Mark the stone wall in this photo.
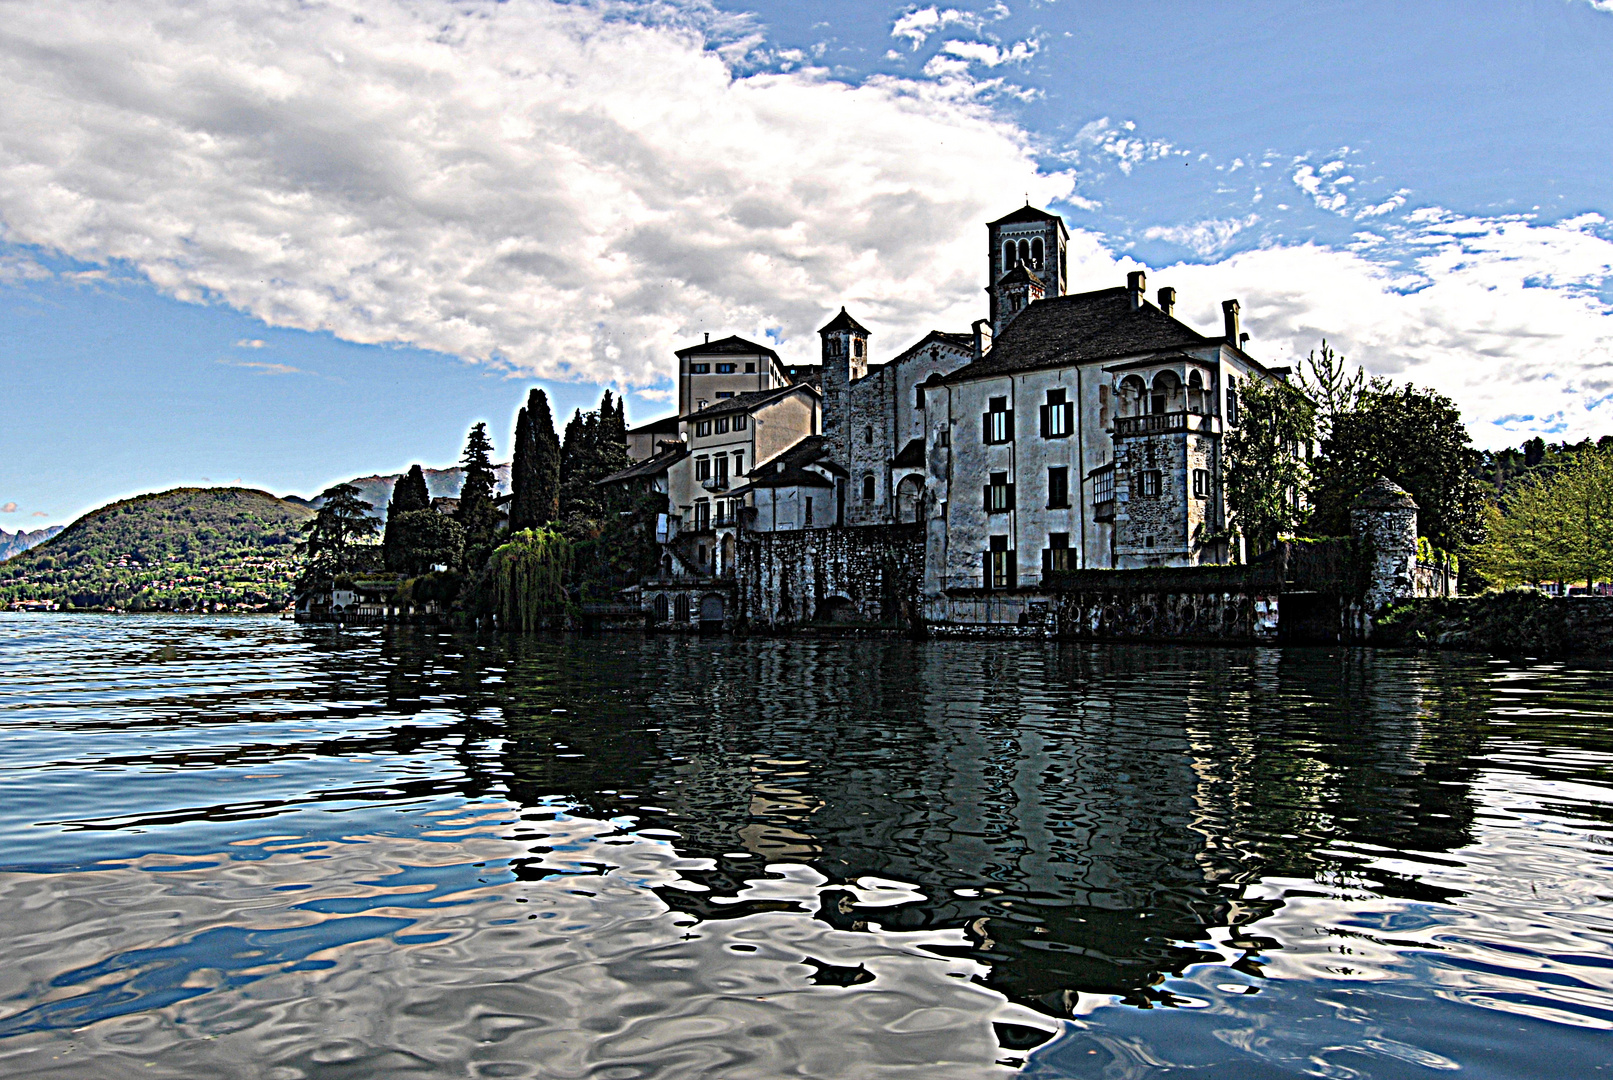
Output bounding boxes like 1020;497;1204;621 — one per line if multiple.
1045;564;1285;642
1374;592;1613;657
734;523;924;631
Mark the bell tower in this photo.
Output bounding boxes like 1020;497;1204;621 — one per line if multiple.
819;306;870;478
986;204;1067;331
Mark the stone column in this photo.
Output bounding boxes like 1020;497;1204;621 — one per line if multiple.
1350;476;1419;614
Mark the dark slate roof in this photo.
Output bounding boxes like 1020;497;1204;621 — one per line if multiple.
688;383;816;420
674;334;781;361
730;465;836;495
626;414;678;435
987;204;1069;235
943;287;1213;382
994;262;1043;289
598;443;688;485
892;438;925;469
1352;476;1418;510
749;434;847;478
818;307;870;336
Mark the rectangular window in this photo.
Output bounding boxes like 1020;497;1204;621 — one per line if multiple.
714;455;729;483
983;396;1013;444
1226;377;1240;425
691;363;710;374
715;417;730;434
1093;466;1115;503
986;535;1014;590
694;500;710;531
733;451;744;475
1047;466;1070;509
805;497;813;526
1139;470;1162;498
984;471;1014;513
1044;532;1071;573
1193;468;1210;499
915;386;926;410
733;414;747;430
716;363;735;374
696;420;711;437
695;456;710;481
1039;388;1072;438
938;428;950;448
715;391;734;399
745;363;756;373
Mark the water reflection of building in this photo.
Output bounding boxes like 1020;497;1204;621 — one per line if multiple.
351;632;1492;1017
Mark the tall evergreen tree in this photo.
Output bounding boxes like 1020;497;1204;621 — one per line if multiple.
510;388;560;531
559;390;634;521
301;482;378;580
456;422;502;573
383;465;433;572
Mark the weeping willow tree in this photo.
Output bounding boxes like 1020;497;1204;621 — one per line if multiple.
488;527;572;632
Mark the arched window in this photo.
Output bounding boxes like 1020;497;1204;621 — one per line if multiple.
864;425;873;445
1003;240;1016;268
1031;237;1044;269
863;475;876;502
653;593;668;622
674;594;690;623
1018;238;1031;265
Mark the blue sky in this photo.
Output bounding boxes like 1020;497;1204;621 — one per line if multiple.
2;0;1611;527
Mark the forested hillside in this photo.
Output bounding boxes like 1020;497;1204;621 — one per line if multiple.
0;488;314;611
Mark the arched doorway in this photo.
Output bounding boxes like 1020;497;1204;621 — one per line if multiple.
896;475;924;523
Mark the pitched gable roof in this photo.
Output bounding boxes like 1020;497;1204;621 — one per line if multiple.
688;383;817;420
598;442;687;485
674;334;781;361
818;307;869;336
987;204;1069;236
944;287;1212;382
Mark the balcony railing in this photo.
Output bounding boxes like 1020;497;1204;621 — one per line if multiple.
1114;410;1216;439
702;476;729;492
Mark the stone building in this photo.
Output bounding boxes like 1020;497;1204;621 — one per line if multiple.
605;202;1298;632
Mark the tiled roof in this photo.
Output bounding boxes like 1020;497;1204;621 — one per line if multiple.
750;434;847;478
944;287;1213;382
886;330;973;367
598;443;688;485
995;262;1042;288
674;334;781;361
688;383;815;420
818;307;870;336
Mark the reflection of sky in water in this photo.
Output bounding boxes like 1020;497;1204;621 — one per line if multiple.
1;615;1612;1078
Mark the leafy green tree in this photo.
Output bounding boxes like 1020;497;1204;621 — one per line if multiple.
1477;446;1613;589
455;422;502;574
510;388;560;532
1224;377;1316;557
386;509;465;576
301;482;378;578
1309;384;1487;551
488;527;572;632
1296;339;1382;441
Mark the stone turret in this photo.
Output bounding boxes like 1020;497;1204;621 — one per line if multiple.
1351;476;1418;613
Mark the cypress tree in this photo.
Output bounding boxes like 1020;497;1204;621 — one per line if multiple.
511;388;560;530
382;464;433;572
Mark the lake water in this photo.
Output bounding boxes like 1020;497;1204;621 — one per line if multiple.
1;615;1611;1079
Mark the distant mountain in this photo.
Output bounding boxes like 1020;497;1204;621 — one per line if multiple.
0;487;315;612
290;463;512;520
0;526;63;561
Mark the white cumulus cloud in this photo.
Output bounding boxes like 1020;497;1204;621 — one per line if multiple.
891;7;983;50
0;0;1070;389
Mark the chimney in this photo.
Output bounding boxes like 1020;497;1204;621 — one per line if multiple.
705;332;710;343
1127;270;1147;310
1222;299;1241;345
1157;286;1176;317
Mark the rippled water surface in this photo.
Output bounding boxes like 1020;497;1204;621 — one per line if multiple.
2;615;1612;1078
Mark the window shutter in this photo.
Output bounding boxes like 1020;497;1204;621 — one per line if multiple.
1039;404;1049;438
983;485;992;511
982;550;992;588
1006;483;1016;509
982;413;991;444
1005;409;1014;441
1062;402;1074;436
